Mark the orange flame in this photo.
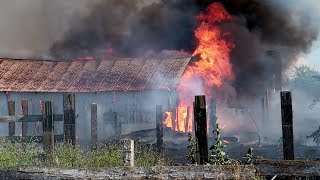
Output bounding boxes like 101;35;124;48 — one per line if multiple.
163;3;234;133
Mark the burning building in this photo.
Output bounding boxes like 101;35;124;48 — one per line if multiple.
0;57;190;143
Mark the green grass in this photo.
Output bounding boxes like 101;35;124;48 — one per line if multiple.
0;139;170;169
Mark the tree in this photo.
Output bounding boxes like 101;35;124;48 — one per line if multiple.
307;126;320;146
289;65;320;98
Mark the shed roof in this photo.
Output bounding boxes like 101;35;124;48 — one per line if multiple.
0;57;191;93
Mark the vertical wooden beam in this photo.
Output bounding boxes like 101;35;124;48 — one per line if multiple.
122;139;134;167
280;91;294;160
194;95;208;165
8;101;15;137
261;97;265;124
43;101;54;161
185;106;190;132
21;100;28;137
63;93;76;145
265;90;269;122
156;105;163;153
171;108;176;131
91;103;98;150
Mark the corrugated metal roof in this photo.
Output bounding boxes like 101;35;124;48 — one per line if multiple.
0;57;191;92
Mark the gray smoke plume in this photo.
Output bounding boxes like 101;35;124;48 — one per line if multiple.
0;0;97;59
0;0;319;100
50;0;202;58
214;0;320;98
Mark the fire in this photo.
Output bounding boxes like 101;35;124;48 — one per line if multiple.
163;3;234;132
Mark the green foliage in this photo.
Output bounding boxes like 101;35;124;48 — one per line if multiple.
53;142;87;168
209;124;231;165
307;126;320;146
0;139;170;169
135;144;169;167
186;132;196;164
243;148;254;165
0;139;41;169
86;144;123;168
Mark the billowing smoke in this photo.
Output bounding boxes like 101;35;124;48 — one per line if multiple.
50;0;203;58
215;0;320;98
0;0;96;59
50;0;320;99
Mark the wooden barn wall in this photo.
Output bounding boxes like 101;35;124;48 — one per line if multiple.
0;90;177;144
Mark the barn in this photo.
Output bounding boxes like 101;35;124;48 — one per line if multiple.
0;57;191;144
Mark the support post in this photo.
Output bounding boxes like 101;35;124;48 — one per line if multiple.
265;90;269;122
156;105;163;153
171;108;176;131
21;100;28;137
194;95;208;165
122;139;134;167
91;103;98;150
43;101;54;161
8;101;15;137
63;93;76;145
280;91;294;160
261;97;265;123
185;106;190;132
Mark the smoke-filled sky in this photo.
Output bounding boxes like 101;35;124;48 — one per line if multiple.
0;0;320;97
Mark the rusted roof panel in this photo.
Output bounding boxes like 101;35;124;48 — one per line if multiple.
0;57;191;93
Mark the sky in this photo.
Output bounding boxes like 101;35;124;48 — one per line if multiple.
0;0;319;72
302;40;320;71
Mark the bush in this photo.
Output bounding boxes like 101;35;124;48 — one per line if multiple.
135;144;170;167
0;140;170;169
0;139;41;169
86;144;123;168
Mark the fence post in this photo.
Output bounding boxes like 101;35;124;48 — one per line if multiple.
156;105;163;153
63;93;76;145
185;106;190;132
43;101;54;161
21;100;28;137
171;107;176;131
8;101;15;137
122;139;134;167
280;91;294;160
91;103;98;150
194;95;208;165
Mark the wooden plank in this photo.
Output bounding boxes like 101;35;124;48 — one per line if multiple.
156;105;163;153
280;91;294;160
171;107;176;131
194;95;208;165
43;101;54;161
256;160;320;177
122;139;134;167
21;100;28;137
0;115;63;123
8;101;15;137
63;93;76;145
184;106;190;132
91;103;98;150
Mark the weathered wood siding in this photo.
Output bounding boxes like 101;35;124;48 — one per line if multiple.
0;90;178;144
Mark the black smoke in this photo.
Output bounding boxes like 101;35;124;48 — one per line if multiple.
50;0;319;99
215;0;319;98
50;0;209;58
